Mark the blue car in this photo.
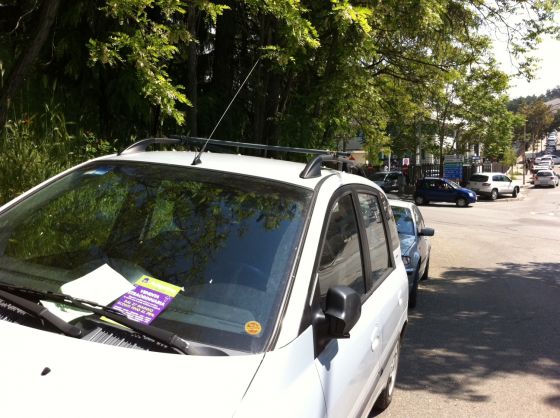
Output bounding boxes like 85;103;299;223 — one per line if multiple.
414;177;477;207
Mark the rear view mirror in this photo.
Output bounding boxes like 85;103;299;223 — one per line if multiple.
324;286;361;338
419;227;434;236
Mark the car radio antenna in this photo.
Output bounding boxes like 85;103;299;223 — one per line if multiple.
191;58;260;165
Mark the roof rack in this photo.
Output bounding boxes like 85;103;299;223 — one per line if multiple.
119;136;361;179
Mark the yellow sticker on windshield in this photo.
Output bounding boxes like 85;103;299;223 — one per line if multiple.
245;321;262;336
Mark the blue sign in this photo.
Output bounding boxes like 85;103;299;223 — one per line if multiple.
444;162;462;180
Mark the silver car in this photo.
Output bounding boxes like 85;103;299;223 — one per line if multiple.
534;170;559;187
389;199;434;308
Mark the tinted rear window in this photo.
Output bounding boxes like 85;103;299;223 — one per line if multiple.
537;171;553;177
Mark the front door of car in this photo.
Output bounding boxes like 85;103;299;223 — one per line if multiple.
492;174;505;194
313;190;396;417
501;175;513;193
428;180;455;202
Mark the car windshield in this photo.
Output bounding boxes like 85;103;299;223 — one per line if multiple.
447;180;461;189
391;206;415;236
0;162;312;353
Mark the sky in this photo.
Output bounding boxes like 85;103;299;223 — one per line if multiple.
493;14;560;99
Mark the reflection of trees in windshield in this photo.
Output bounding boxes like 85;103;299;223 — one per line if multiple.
4;170;129;267
1;163;309;292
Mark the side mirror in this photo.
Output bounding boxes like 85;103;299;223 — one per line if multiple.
324;286;361;338
419;227;435;237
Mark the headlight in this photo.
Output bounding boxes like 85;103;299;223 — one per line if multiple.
402;256;411;266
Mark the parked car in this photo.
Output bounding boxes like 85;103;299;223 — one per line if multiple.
532;161;554;174
535;154;560;165
539;157;555;167
0;137;408;417
389;199;434;309
414;177;477;207
368;171;405;192
467;172;520;200
534;169;559;187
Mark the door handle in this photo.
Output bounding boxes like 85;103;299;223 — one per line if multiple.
371;327;380;351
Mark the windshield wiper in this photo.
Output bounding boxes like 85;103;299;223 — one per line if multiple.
0;288;83;337
0;282;226;356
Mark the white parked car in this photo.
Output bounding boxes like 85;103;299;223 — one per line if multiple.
467;172;520;200
0;137;408;418
534;169;559;187
535;154;560;165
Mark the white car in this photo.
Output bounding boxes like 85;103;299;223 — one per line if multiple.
534;170;559;187
538;157;555;167
467;172;520;200
0;137;408;418
535;154;560;165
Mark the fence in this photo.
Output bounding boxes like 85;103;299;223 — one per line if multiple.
397;162;510;186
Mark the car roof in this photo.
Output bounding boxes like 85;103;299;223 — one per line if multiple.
95;149;375;191
388;198;415;210
471;172;505;176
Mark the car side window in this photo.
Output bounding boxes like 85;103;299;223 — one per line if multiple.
413;206;425;230
377;192;399;251
426;180;437;189
317;194;365;305
436;180;447;190
357;193;392;286
493;175;501;181
503;175;511;182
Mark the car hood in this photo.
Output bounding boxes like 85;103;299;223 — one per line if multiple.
0;320;263;418
398;234;416;255
460;187;475;194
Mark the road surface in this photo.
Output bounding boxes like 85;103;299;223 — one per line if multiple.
376;184;560;417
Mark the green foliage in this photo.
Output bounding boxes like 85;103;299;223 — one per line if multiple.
1;0;559;186
0;105;118;204
502;145;518;169
89;0;192;125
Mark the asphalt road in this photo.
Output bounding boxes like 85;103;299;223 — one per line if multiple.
375;183;560;417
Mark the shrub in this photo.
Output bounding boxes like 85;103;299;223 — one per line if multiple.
0;105;117;205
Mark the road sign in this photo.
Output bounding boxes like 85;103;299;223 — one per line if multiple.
443;162;462;180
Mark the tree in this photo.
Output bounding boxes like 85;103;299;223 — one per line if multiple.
0;0;62;126
519;99;554;153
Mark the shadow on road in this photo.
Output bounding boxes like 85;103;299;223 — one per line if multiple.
395;261;560;406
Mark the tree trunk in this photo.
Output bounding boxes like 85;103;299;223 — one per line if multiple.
0;0;61;126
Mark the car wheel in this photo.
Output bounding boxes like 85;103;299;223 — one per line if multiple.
490;188;498;200
421;258;429;281
374;339;401;412
456;197;468;207
408;269;419;309
512;187;518;198
414;195;425;205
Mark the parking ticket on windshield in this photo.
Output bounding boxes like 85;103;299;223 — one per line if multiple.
111;276;183;325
